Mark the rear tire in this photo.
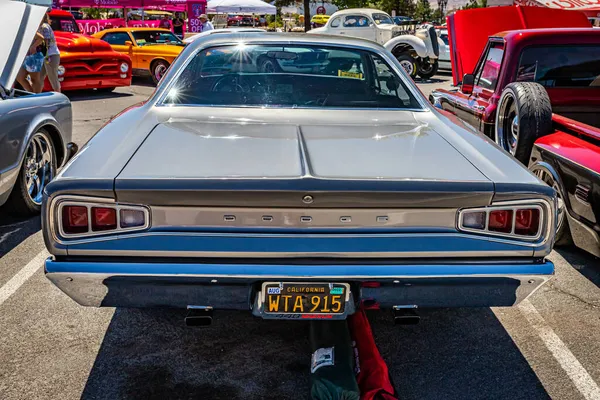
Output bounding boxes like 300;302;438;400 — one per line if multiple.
395;53;418;79
418;60;439;80
531;165;572;246
495;82;552;165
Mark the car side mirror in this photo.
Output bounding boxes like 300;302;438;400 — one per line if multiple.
124;40;133;47
462;73;475;95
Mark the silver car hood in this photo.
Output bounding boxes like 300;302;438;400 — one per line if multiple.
0;1;48;91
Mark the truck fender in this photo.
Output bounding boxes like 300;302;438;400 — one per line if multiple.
384;35;428;58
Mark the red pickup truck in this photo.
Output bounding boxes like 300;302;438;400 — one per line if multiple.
46;10;132;92
430;6;600;257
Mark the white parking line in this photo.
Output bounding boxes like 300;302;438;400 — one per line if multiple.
519;299;600;400
0;250;48;307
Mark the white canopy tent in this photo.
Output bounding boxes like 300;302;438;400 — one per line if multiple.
207;0;276;14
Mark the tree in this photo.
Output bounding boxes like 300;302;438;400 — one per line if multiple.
81;7;102;19
304;0;311;31
462;0;487;9
431;7;443;23
414;0;431;21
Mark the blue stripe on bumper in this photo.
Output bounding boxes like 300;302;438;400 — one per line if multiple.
45;259;554;277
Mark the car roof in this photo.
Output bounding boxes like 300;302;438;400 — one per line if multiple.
492;27;599;44
100;27;174;33
332;8;389;16
185;31;385;51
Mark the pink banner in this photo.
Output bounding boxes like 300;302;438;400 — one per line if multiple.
128;19;162;28
76;18;126;34
186;0;206;33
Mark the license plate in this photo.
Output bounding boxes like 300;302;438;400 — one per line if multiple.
262;282;349;316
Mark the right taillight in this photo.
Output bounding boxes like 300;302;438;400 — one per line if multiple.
459;203;544;240
58;200;149;238
515;208;540;236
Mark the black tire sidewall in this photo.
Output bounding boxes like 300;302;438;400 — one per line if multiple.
495;82;552;165
418;60;438;79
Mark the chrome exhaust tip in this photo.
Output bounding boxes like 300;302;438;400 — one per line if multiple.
393;305;420;325
185;306;213;327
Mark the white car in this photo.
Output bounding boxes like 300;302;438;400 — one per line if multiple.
308;8;440;79
184;27;265;44
437;28;451;70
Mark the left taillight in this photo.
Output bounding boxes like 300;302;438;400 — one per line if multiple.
58;200;149;238
458;203;546;241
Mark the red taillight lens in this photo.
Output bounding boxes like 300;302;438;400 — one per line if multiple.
488;210;513;233
515;208;540;236
91;207;117;231
62;206;88;234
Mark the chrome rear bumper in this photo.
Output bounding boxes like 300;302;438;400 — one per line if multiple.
45;258;553;310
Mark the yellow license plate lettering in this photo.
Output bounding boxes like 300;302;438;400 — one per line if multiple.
293;295;304;312
268;295;280;312
310;295;321;312
322;296;330;312
331;295;342;312
282;295;292;312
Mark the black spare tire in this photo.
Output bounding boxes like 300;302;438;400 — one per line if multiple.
495;82;552;165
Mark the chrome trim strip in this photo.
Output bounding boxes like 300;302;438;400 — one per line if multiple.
66;248;533;258
150;206;458;229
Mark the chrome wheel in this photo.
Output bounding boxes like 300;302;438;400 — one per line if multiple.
24;132;54;205
535;168;566;234
399;60;415;76
497;93;519;155
153;62;168;82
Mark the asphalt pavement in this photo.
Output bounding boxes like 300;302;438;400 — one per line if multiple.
1;75;599;400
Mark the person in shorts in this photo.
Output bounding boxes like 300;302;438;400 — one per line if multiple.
38;13;61;92
16;30;45;93
172;13;184;38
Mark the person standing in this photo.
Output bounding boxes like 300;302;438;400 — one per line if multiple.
199;14;214;32
172;13;184;38
38;13;61;93
16;30;45;93
159;14;171;30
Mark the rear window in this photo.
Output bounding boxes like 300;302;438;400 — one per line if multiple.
517;45;600;88
162;44;421;109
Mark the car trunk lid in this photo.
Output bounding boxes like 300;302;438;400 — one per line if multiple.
114;119;494;207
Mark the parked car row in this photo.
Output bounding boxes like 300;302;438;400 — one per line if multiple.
308;8;441;79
